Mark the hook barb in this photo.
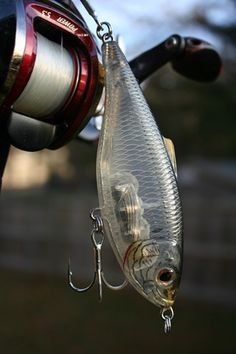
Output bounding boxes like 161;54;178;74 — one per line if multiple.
68;257;96;293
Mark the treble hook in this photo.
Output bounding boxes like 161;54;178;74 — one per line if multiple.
68;209;128;302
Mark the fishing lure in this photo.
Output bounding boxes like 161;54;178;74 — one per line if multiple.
97;39;183;313
69;0;183;333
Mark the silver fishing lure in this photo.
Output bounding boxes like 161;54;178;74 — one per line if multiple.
96;40;183;313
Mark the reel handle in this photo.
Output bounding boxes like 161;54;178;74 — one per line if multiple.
129;34;222;83
130;34;185;83
171;37;222;82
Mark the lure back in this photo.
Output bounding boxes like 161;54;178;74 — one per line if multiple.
96;41;183;309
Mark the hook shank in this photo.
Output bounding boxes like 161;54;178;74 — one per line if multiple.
68;208;128;301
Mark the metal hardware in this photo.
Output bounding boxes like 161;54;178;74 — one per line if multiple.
68;209;128;302
96;21;113;43
160;307;174;334
80;0;113;43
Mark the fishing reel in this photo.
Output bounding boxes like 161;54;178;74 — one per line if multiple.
0;0;103;151
0;1;222;173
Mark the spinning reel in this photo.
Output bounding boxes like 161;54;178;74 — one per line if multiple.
0;0;222;186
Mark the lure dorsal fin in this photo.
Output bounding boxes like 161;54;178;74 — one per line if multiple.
163;137;177;178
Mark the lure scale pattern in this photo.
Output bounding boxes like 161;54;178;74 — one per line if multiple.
96;41;183;308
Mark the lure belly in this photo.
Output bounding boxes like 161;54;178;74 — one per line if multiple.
96;41;183;309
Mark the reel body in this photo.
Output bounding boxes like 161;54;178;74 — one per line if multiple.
0;0;102;151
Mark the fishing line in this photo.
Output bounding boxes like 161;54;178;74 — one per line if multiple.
13;32;77;118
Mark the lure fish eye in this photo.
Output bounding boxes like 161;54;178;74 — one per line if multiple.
156;268;175;285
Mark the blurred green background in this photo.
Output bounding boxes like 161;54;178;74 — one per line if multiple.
1;0;236;353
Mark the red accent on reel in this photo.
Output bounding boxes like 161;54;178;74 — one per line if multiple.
0;0;100;149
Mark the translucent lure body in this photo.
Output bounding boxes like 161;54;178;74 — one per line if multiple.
96;41;183;309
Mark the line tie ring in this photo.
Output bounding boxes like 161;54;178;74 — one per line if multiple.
160;307;174;334
96;21;113;43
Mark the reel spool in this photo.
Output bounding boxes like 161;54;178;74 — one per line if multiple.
0;0;102;151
